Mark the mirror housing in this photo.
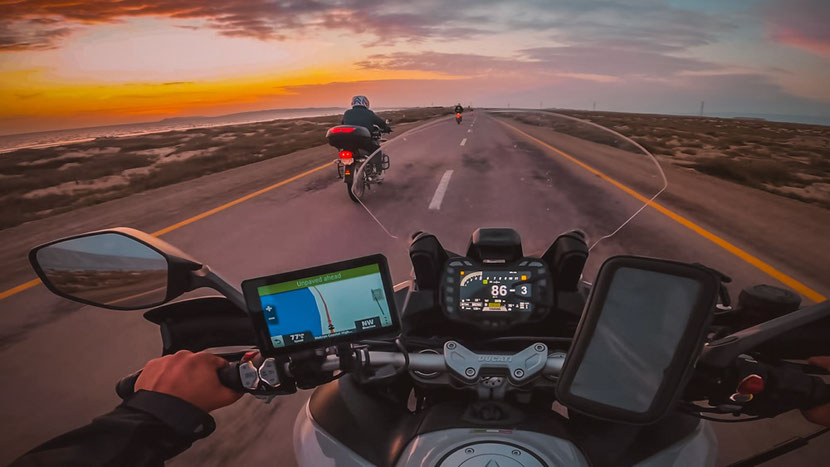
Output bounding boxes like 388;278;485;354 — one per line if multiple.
143;296;257;355
30;228;206;310
557;256;718;424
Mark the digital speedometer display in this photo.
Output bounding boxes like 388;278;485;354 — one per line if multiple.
458;270;534;312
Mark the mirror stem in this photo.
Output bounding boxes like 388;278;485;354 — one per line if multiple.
191;267;247;312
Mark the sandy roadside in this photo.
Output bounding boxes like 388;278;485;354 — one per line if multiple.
497;117;830;301
0;118;433;296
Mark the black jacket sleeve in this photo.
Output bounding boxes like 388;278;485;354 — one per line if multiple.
371;112;391;132
10;391;216;467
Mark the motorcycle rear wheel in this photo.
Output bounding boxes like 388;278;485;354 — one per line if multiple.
347;171;366;202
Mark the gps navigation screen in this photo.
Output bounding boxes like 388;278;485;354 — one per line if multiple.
254;263;395;350
459;270;534;312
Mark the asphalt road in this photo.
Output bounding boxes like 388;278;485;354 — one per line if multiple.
0;112;828;466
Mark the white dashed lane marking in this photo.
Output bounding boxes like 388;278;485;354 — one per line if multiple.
428;170;454;210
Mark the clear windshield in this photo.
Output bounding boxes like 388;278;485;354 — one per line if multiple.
352;110;667;282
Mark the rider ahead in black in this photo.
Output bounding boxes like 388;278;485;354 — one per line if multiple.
342;95;390;135
341;95;390;177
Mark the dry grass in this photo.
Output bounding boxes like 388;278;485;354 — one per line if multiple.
0;107;450;230
508;109;830;208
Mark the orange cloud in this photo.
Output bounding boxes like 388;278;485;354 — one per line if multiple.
765;0;830;58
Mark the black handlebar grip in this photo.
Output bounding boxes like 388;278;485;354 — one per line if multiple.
116;370;142;400
218;362;244;392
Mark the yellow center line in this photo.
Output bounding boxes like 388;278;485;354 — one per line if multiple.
0;278;42;301
497;118;826;303
151;162;330;236
0;161;332;301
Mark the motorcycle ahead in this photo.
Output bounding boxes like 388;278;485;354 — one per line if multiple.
328;123;391;202
456;113;463;124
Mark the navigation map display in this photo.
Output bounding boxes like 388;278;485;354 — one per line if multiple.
459;270;534;312
242;255;398;354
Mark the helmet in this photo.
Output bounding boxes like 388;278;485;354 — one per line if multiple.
351;95;370;108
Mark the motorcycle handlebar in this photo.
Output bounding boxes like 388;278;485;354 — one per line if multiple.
318;351;565;375
114;349;828;420
116;349;564;399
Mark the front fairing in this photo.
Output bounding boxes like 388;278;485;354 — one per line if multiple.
295;380;717;467
353;111;666;339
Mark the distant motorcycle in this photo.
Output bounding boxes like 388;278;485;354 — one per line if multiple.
456;113;463;125
327;123;390;202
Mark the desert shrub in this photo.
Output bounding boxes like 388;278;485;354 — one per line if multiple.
693;158;799;186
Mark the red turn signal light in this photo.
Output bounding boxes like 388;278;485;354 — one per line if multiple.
339;150;354;159
331;127;356;133
737;374;765;395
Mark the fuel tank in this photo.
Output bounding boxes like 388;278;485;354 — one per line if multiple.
293;376;717;466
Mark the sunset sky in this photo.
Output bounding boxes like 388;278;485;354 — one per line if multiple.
1;0;829;135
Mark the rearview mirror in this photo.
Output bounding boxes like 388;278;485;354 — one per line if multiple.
557;256;718;424
29;227;220;310
31;232;171;310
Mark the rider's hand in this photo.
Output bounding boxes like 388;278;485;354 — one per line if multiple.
135;350;242;413
801;356;830;427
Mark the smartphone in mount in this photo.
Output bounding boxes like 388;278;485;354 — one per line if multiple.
557;256;719;424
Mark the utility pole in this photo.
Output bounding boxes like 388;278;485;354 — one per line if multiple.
507;102;510;108
699;101;705;116
593;101;596;111
540;101;543;109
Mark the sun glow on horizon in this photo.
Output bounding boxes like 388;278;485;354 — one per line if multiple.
1;0;828;134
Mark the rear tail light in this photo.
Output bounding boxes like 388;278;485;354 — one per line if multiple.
339;150;354;165
456;113;461;117
331;127;356;133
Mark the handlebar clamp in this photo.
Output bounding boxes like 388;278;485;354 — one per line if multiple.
443;341;549;385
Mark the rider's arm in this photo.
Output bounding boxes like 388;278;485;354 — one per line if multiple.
11;351;241;467
372;112;391;132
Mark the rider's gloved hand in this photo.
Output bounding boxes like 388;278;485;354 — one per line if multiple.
136;350;242;412
802;356;830;427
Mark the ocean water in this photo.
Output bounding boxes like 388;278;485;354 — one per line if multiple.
0;107;345;154
703;112;830;127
